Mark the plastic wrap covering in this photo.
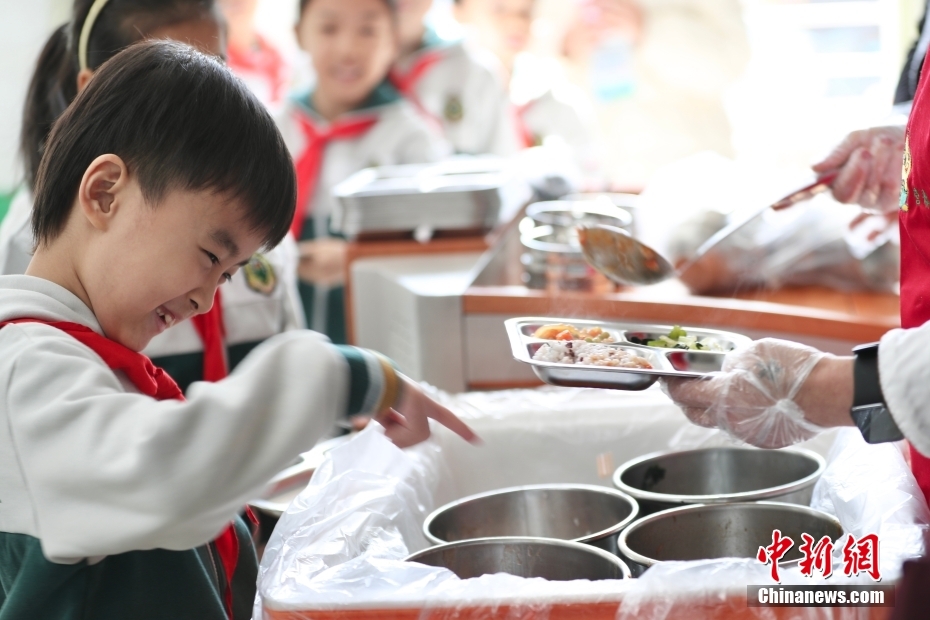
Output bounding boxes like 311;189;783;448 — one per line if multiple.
256;387;928;619
636;152;899;296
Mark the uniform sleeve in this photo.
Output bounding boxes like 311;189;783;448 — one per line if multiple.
397;112;452;164
879;324;930;457
277;234;306;330
3;325;396;562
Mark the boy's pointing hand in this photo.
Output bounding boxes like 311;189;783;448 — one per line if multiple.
374;375;480;449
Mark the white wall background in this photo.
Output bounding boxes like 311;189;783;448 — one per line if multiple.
0;0;68;192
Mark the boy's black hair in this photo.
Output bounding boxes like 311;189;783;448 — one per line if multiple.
21;0;217;189
299;0;396;17
33;40;296;251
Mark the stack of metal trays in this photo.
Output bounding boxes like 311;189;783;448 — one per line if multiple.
332;158;521;239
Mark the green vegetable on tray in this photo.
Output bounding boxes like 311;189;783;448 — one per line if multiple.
643;326;725;351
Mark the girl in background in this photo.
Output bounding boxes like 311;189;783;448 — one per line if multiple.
278;0;448;342
454;0;603;183
392;0;518;156
219;0;292;112
3;0;303;392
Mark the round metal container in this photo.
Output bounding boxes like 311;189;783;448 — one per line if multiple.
613;447;825;515
423;484;639;556
406;537;631;580
618;501;843;576
525;200;633;240
563;193;640;236
520;225;597;291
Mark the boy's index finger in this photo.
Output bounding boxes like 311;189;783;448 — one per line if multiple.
428;403;480;445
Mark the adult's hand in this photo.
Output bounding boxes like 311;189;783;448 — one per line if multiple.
663;339;854;448
812;126;905;215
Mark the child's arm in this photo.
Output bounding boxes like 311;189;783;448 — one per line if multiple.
1;325;436;562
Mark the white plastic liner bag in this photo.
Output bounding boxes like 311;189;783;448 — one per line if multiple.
256;387;929;619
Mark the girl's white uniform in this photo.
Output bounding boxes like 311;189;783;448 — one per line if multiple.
0;188;304;386
392;31;518;157
0;274;392;562
275;87;449;336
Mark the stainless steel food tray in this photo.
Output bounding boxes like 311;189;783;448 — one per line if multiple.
331;159;516;239
505;317;753;390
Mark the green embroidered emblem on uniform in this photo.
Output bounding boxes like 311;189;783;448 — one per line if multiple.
243;253;277;295
444;95;464;123
901;133;911;211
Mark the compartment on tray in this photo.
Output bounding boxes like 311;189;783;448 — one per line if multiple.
622;327;739;353
521;321;620;343
664;349;727;373
527;341;669;371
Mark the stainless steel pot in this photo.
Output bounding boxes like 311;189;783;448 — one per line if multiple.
617;501;843;576
406;537;631;580
613;447;825;515
520;225;598;291
525;200;633;240
423;484;638;555
563;193;640;236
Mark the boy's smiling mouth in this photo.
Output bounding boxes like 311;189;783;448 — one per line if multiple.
155;306;179;332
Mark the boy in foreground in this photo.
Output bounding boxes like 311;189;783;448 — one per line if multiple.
0;40;475;620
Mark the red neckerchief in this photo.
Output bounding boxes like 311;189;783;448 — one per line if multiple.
226;34;288;106
898;47;930;506
1;319;240;619
291;111;377;239
191;289;227;382
513;100;536;149
389;48;446;122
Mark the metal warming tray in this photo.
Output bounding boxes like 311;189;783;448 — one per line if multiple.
504;317;752;390
331;159;518;239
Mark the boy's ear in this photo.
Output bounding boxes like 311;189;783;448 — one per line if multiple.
78;154;129;232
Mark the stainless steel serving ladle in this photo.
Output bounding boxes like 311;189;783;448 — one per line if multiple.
578;173;837;287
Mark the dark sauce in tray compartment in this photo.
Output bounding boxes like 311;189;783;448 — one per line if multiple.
666;350;726;373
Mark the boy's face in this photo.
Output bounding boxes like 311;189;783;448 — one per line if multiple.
297;0;397;109
74;160;264;352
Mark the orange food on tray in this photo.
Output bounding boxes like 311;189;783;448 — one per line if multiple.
532;323;614;343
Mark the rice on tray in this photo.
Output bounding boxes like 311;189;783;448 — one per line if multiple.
532;340;653;369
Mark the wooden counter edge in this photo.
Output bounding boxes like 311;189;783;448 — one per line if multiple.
463;286;898;342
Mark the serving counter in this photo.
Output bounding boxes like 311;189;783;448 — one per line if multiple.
349;222;899;393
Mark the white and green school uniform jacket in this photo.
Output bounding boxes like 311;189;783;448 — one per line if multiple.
0;188;305;391
393;29;519;157
510;54;604;183
275;82;448;342
0;275;398;619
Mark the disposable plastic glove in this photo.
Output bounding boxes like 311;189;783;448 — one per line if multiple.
812;125;905;214
662;339;828;448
